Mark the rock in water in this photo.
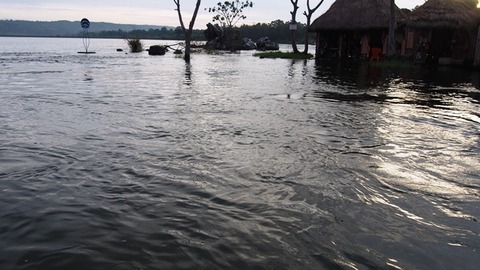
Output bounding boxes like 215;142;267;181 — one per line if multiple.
149;45;166;56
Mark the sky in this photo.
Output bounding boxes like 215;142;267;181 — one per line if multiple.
0;0;427;28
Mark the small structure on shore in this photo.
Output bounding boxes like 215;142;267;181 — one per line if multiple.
308;0;405;60
403;0;480;65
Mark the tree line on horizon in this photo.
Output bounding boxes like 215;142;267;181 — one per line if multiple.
82;20;309;44
0;19;308;44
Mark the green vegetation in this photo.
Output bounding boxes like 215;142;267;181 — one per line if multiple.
126;38;143;53
239;20;309;43
253;51;314;59
0;19;312;44
206;0;254;28
368;59;414;68
86;20;310;43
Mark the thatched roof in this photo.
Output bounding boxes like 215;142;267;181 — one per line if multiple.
309;0;405;32
405;0;480;29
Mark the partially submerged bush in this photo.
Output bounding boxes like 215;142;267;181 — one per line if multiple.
126;38;143;53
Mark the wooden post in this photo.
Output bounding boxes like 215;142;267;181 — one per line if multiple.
387;0;396;57
338;35;343;58
474;25;480;65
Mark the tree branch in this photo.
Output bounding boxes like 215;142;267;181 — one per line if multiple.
173;0;187;34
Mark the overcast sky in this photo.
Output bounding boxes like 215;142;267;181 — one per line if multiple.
0;0;426;27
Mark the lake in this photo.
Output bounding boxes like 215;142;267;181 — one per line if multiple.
0;37;479;270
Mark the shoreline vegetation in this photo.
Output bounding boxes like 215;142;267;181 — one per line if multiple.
254;51;314;59
0;19;310;44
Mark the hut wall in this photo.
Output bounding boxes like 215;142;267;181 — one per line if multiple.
406;29;438;62
406;27;479;64
402;31;415;57
314;28;405;60
360;35;370;58
403;0;480;65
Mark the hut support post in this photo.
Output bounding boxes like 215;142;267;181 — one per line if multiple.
316;33;321;60
338;35;343;58
475;25;480;66
387;0;396;57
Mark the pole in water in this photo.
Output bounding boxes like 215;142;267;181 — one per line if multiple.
78;18;95;54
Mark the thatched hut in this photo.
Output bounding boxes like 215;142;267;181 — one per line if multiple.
308;0;405;60
404;0;480;65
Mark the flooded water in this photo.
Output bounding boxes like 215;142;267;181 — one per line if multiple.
0;37;479;270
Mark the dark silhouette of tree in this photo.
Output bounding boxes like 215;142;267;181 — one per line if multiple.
174;26;184;37
206;1;254;28
174;0;202;62
289;0;300;53
302;0;324;54
238;20;305;43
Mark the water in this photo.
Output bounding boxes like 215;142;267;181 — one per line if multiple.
0;37;479;270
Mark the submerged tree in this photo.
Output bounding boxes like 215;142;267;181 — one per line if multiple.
290;0;323;54
289;0;300;53
173;0;202;62
206;0;254;28
302;0;324;54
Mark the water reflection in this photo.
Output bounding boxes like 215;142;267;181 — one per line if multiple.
314;60;480;89
311;61;480;194
311;61;480;265
312;61;480;106
184;63;192;86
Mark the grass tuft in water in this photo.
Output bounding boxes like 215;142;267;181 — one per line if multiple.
126;38;144;53
368;59;414;68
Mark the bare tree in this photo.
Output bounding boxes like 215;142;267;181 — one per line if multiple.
174;0;202;62
289;0;300;53
303;0;324;54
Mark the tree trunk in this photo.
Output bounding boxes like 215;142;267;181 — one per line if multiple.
291;30;299;53
290;0;300;53
184;35;192;62
174;0;201;62
303;1;324;54
304;18;310;54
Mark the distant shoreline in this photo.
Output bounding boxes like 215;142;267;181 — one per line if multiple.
0;35;204;42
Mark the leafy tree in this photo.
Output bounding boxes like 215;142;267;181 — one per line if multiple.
206;1;254;28
173;0;202;62
174;26;184;37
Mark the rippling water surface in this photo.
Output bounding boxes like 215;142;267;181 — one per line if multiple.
0;37;479;270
